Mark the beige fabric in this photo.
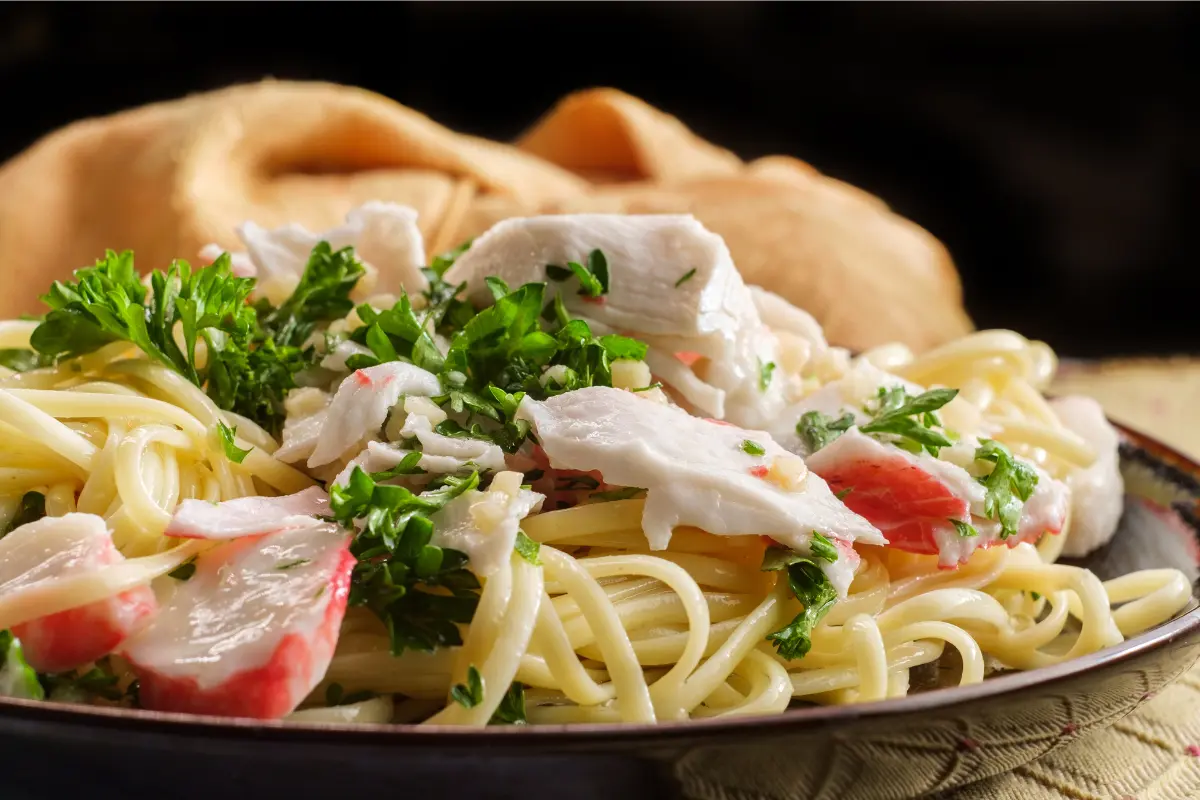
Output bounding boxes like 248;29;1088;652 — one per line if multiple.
0;81;971;353
951;361;1200;799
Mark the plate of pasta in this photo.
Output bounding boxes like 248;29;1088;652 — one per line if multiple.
0;206;1196;800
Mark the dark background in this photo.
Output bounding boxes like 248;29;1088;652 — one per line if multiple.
1;2;1196;358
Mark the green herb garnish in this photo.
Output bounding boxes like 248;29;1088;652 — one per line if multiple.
950;518;978;538
0;631;44;700
760;548;838;661
974;439;1038;540
741;439;766;456
675;268;697;288
514;531;542;565
216;421;251;464
329;466;482;655
808;532;839;563
859;386;958;456
450;665;484;709
168;556;198;582
797;411;856;453
489;682;527;725
759;359;776;392
1;492;46;537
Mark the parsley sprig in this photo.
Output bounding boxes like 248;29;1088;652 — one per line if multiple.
29;244;364;436
329;457;484;655
760;545;839;661
796;411;855;453
859;386;958;456
974;439;1038;539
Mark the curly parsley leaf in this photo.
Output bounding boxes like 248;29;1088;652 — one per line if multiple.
2;492;46;537
489;682;527;725
168;556;198;582
0;349;51;372
809;532;839;563
259;242;365;348
974;439;1038;540
0;631;44;700
216;421;251;464
330;466;481;655
29;246;362;437
760;549;838;661
514;530;542;565
675;268;697;288
350;294;445;374
741;439;766;456
759;359;776;392
859;386;958;456
797;410;856;453
41;666;123;703
450;665;484;709
950;518;979;538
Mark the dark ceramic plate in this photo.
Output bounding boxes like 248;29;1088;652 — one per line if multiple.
0;425;1197;800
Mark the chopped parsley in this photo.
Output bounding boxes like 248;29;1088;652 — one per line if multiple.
29;244;363;436
215;421;251;464
859;386;958;456
324;682;376;707
740;439;766;456
0;630;44;700
675;268;697;288
329;465;482;655
808;532;839;563
168;556;198;582
276;559;311;571
514;530;542;565
759;359;776;392
41;666;124;703
974;439;1038;540
546;249;608;297
489;682;527;725
0;349;50;372
834;487;854;500
796;411;856;453
950;518;979;538
760;547;838;661
2;492;46;537
631;382;663;393
450;665;484;709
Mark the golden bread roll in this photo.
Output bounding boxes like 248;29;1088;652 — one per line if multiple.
0;81;971;351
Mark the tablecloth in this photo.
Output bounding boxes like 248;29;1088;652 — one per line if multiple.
948;359;1200;799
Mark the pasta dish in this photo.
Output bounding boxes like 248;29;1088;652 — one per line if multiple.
0;205;1190;726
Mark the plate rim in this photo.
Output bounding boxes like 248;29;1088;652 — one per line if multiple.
1;420;1197;747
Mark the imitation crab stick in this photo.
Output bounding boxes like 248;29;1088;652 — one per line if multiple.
0;513;156;673
121;516;354;720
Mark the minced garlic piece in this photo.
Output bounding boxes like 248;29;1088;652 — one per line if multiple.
766;454;808;491
612;359;652;391
284;387;330;419
490;471;522;498
403;395;447;425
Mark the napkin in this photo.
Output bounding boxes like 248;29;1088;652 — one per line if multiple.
0;81;971;353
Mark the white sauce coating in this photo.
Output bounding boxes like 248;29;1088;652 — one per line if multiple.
430;472;545;576
515;386;885;562
1050;395;1124;556
308;362;441;468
